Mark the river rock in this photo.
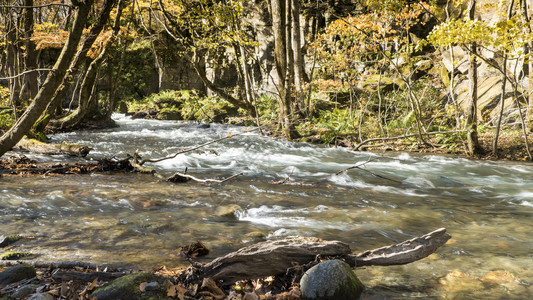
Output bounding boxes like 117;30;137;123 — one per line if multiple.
27;293;55;300
300;259;364;300
214;204;242;218
0;264;37;286
90;272;167;300
11;284;39;298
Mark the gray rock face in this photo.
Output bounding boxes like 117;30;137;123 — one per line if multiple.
0;264;36;286
300;259;364;300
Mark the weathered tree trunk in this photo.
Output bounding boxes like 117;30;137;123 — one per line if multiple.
20;0;39;102
0;0;94;158
466;0;484;156
199;228;451;284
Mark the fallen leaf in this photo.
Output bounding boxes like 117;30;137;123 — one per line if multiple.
139;282;147;293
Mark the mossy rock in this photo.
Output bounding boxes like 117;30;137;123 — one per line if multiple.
91;272;167;300
157;107;182;120
0;264;36;286
0;235;23;247
300;259;364;300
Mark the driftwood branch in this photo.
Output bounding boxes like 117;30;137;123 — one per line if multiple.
350;227;451;266
15;137;92;157
139;129;256;166
200;237;352;283
199;228;450;283
167;172;243;183
353;130;466;151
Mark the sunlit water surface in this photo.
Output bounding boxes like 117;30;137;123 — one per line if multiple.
1;115;532;299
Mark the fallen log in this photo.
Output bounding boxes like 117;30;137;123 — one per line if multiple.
51;270;131;282
0;260;132;273
199;228;451;283
15;137;92;157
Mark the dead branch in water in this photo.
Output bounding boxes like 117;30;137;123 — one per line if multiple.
137;129;257;166
197;228;451;283
167;172;243;183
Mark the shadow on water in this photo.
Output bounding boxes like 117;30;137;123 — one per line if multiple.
1;114;532;298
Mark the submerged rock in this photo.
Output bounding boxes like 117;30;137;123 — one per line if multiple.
27;293;55;300
11;284;39;298
300;259;364;300
0;264;36;286
91;272;167;300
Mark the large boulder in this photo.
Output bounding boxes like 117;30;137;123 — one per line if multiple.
90;272;167;300
300;259;364;300
0;264;36;286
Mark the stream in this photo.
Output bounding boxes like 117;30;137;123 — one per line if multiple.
1;114;532;298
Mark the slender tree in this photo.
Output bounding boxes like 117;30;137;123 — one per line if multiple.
466;0;484;155
0;0;95;157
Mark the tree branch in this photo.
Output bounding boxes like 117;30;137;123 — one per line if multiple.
0;69;53;80
138;129;256;165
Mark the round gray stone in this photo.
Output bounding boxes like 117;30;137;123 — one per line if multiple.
27;293;55;300
300;259;364;300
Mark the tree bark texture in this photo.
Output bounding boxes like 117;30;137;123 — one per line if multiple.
0;0;94;158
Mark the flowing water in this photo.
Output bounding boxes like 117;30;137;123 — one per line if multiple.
1;114;532;299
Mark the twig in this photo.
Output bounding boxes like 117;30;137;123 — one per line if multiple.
335;156;379;175
335;156;403;184
272;167;295;184
167;172;243;184
139;129;257;165
0;69;53;80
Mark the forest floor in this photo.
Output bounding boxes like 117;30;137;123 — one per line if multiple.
335;130;533;162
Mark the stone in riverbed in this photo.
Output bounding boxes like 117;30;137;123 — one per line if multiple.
11;284;39;298
0;264;36;286
27;293;55;300
300;259;364;300
90;272;167;300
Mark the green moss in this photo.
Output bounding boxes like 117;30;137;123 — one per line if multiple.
1;252;32;260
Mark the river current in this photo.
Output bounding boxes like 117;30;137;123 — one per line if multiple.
1;114;532;298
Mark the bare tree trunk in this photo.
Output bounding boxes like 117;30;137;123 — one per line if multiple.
0;0;94;157
466;0;484;155
43;0;117;120
522;0;533;132
270;0;299;139
20;0;39;101
493;55;507;157
54;0;124;130
291;0;305;116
